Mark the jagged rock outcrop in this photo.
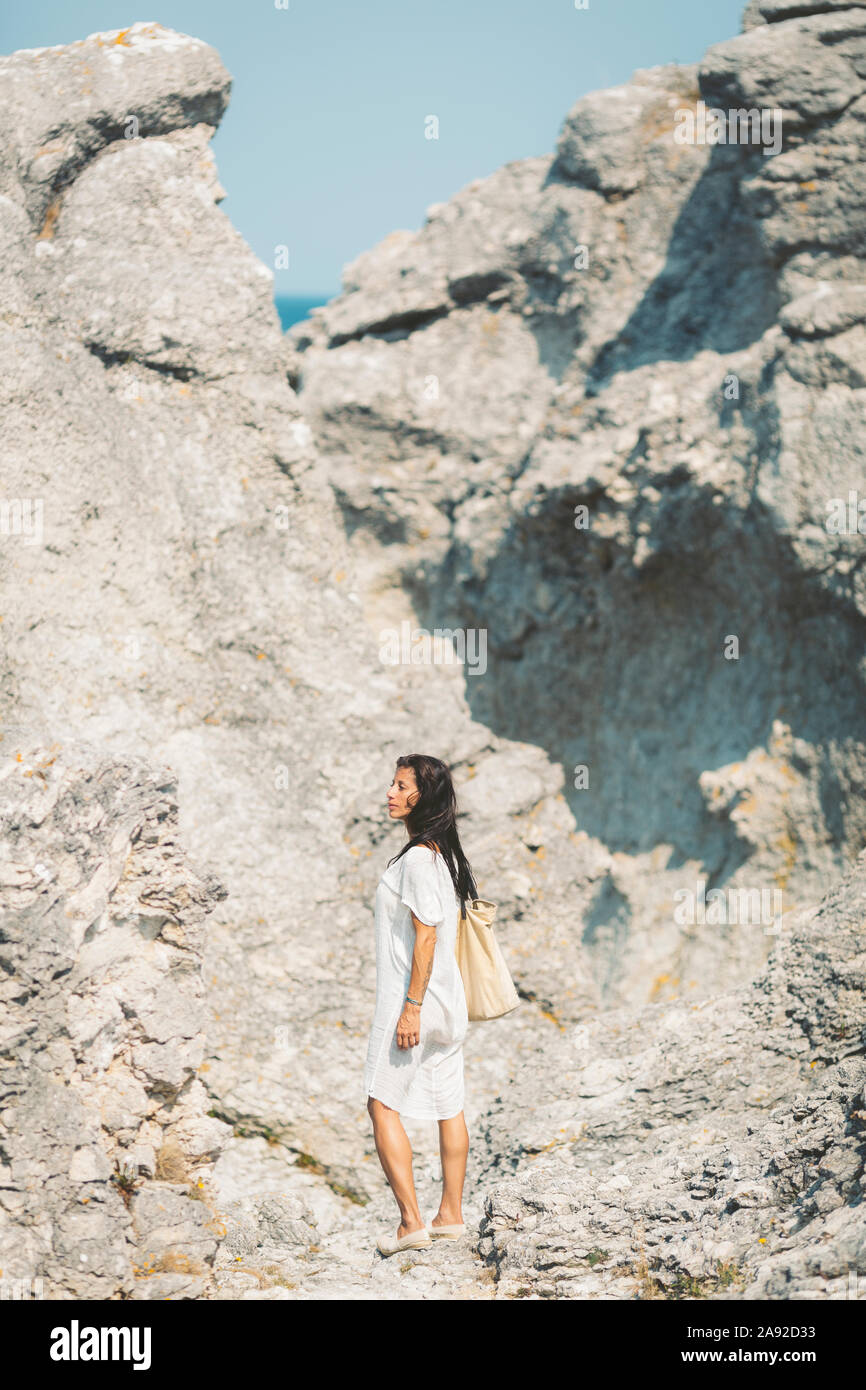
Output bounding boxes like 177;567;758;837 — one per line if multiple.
1;5;865;1300
0;733;229;1298
287;0;866;1009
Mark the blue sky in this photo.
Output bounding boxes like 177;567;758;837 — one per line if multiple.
2;1;747;298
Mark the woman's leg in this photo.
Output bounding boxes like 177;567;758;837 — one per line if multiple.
366;1096;426;1235
432;1109;468;1226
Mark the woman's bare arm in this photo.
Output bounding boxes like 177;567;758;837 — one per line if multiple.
396;912;436;1049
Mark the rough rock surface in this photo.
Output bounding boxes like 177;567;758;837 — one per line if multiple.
209;850;866;1300
0;733;229;1299
1;7;865;1299
473;855;866;1300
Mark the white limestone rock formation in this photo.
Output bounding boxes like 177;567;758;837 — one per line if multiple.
0;21;598;1275
287;1;866;1011
1;6;864;1299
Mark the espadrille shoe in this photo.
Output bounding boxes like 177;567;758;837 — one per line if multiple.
428;1221;466;1239
376;1226;432;1256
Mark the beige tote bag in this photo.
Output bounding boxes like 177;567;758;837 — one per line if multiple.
455;897;520;1022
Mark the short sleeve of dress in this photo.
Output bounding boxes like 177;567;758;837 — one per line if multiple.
396;848;445;928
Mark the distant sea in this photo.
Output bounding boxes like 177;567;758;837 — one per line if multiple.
275;294;333;332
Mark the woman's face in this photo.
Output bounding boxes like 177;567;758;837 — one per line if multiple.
387;765;419;821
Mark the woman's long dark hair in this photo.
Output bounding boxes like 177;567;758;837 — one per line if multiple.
387;754;477;911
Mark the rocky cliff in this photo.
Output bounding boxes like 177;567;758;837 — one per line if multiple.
287;0;866;1008
1;8;864;1298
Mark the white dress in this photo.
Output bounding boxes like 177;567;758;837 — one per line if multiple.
364;844;469;1121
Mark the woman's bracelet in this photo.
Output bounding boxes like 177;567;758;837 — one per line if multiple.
405;994;423;1007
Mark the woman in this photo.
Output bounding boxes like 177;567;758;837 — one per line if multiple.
364;754;475;1256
